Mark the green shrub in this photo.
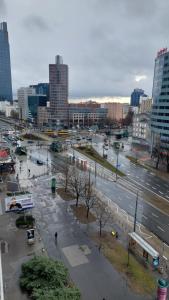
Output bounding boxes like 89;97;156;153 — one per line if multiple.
16;215;35;228
20;256;81;300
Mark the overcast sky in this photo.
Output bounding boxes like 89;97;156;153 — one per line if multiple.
1;0;169;101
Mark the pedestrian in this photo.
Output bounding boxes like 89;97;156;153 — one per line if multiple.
55;232;58;243
115;231;119;239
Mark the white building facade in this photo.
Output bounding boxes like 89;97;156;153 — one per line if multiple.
132;113;151;146
17;87;36;120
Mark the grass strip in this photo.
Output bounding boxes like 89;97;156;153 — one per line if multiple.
76;146;125;176
126;155;150;170
92;233;156;296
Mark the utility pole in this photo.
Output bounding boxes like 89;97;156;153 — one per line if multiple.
133;191;139;232
94;161;97;186
115;149;119;182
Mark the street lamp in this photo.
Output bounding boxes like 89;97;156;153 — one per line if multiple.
133;190;139;232
115;148;119;182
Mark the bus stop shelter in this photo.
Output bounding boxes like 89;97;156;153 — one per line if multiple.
128;232;159;267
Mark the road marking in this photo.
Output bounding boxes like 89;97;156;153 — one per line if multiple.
166;196;169;199
152;186;156;190
142;215;148;220
159;191;164;195
146;183;150;186
157;226;165;232
152;213;158;218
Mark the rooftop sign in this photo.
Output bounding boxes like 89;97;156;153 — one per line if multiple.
157;48;168;57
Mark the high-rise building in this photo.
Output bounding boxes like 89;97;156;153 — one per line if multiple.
151;48;169;149
0;22;13;101
17;87;36;120
30;83;49;100
49;55;68;127
139;96;152;113
130;88;145;107
28;95;47;119
101;102;123;121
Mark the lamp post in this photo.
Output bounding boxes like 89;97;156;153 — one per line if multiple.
133;191;139;232
115;148;119;182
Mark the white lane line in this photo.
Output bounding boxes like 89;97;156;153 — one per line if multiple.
166;196;169;199
146;183;150;186
152;187;156;190
142;215;148;220
152;213;158;218
159;191;164;195
157;226;165;232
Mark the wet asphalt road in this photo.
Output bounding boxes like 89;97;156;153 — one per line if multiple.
92;135;169;201
1;120;169;246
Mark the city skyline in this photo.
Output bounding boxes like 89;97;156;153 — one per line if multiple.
1;0;169;99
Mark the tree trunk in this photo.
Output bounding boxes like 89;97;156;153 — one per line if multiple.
99;220;102;237
86;207;89;219
156;156;160;169
76;195;79;207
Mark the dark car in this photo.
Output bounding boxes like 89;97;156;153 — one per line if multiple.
36;160;43;165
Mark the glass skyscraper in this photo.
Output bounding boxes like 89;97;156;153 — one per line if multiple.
0;22;13;101
151;48;169;149
130;88;145;107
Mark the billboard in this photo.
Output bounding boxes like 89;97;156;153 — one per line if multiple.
5;194;34;212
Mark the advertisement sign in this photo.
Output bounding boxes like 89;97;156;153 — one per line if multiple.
5;194;34;212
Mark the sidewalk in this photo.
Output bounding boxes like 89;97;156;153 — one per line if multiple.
0;212;45;300
30;175;154;300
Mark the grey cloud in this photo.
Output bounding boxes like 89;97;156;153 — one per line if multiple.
23;15;50;32
0;0;6;17
5;0;169;98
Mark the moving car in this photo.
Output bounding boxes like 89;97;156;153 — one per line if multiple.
36;160;43;165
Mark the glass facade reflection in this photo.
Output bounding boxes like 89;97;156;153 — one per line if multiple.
0;22;13;101
151;49;169;149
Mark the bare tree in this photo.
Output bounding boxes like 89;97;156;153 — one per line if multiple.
69;166;86;207
94;199;111;237
83;170;97;218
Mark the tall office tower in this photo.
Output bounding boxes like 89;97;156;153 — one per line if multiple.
151;48;169;149
49;55;68;127
130;88;145;107
0;22;13;101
